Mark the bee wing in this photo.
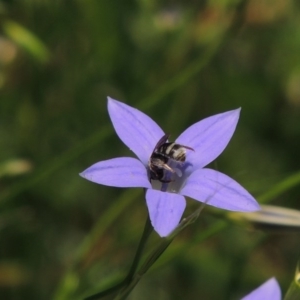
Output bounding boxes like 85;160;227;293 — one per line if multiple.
154;133;170;151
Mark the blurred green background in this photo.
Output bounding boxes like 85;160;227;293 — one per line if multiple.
1;0;300;299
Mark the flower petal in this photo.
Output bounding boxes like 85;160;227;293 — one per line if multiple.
146;189;186;237
107;97;165;165
80;157;151;188
176;108;240;171
241;278;281;300
180;168;260;212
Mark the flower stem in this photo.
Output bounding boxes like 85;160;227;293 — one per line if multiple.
123;213;153;282
114;238;173;300
114;203;207;300
84;201;153;300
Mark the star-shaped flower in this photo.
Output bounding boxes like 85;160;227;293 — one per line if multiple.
241;278;281;300
80;97;260;237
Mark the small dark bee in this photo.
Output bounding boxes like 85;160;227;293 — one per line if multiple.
148;134;194;182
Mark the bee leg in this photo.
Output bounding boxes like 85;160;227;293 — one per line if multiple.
161;163;175;173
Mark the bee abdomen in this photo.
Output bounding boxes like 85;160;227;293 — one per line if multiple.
157;143;186;162
169;145;186;162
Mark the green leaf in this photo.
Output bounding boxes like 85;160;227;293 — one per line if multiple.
228;205;300;232
3;20;50;63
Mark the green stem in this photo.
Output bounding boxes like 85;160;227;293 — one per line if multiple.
84;205;153;300
114;238;173;300
114;203;207;300
123;214;153;283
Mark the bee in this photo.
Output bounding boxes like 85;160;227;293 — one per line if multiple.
148;134;194;182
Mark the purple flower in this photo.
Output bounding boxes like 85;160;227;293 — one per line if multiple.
241;278;281;300
80;97;260;237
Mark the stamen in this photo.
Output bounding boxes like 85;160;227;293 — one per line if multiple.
174;168;182;177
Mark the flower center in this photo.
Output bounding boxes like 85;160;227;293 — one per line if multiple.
150;160;189;193
147;134;194;192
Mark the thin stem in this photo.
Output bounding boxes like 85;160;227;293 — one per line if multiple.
114;239;173;300
114;202;208;300
84;201;153;300
124;214;153;283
